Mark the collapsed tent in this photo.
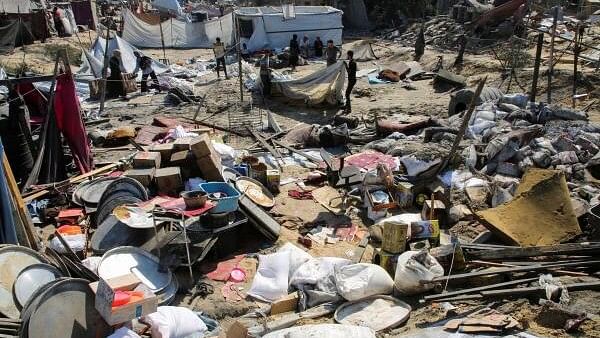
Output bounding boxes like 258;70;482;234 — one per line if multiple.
0;19;35;53
151;0;185;17
78;35;169;79
235;6;343;52
121;9;233;49
267;61;346;106
347;40;377;62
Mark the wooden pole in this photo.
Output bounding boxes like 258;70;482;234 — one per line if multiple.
159;19;166;61
236;13;244;102
547;6;559;104
98;22;111;114
530;33;544;103
573;23;581;108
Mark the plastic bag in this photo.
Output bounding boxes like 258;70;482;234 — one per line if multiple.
108;327;141;338
247;251;291;302
334;263;394;301
290;257;351;287
394;251;444;295
49;234;86;253
142;306;207;338
277;242;312;280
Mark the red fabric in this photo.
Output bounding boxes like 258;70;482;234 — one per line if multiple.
345;150;398;171
288;190;313;200
53;73;93;174
16;83;48;120
202;254;245;281
158;198;215;217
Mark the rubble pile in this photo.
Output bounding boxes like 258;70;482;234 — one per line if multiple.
393;16;466;50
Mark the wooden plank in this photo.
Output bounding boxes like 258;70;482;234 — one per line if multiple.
0;75;55;85
238;194;280;241
423;277;538;301
247;127;283;167
2;154;38;250
430;260;600;283
465;243;600;261
481;281;600;298
469;260;589;277
272;140;321;164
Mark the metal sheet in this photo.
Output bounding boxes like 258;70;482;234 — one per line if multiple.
334;295;411;332
91;215;156;255
94;194;142;227
0;245;49;318
98;246;172;293
13;264;62;308
80;178;117;204
26;278;111;338
98;177;148;206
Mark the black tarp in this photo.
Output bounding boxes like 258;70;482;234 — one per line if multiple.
0;19;35;53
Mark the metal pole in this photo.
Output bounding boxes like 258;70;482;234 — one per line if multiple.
159;19;167;61
547;6;559;104
236;14;243;102
98;21;110;114
530;33;544;104
573;24;581;108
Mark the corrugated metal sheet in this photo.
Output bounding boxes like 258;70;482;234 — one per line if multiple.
0;0;33;13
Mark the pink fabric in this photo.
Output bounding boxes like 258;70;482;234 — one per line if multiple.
53;73;93;173
345;150;398;171
203;254;245;281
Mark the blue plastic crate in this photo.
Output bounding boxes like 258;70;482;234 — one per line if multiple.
199;182;240;213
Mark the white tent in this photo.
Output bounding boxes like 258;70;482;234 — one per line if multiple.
78;35;169;79
121;9;234;49
151;0;184;16
235;6;343;52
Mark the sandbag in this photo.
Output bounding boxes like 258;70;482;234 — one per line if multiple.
334;263;394;301
142;306;207;338
247;251;291;302
278;242;313;279
290;257;351;287
394;251;444;295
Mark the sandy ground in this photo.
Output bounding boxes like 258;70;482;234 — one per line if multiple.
4;31;600;337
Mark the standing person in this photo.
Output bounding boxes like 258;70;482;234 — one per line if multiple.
302;35;310;59
344;50;357;113
313;36;323;57
133;51;160;93
107;50;126;98
213;37;228;79
53;7;65;37
289;34;300;71
241;43;251;60
259;51;272;100
415;24;425;61
324;40;339;67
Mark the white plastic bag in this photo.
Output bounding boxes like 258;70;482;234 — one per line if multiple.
142;306;207;338
49;234;86;253
247;251;291;302
334;263;394;301
394;251;444;295
277;242;312;279
289;257;351;287
108;327;141;338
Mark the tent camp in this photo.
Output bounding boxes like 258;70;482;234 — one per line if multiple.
235;6;343;52
78;35;169;79
121;9;233;49
0;19;35;53
0;0;48;42
261;61;347;106
347;40;377;62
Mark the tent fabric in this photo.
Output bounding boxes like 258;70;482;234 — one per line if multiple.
347;40;376;62
78;35;169;79
151;0;184;16
269;61;346;106
236;6;343;52
53;72;93;174
71;0;96;29
122;9;233;48
0;0;32;13
0;140;18;245
0;19;35;53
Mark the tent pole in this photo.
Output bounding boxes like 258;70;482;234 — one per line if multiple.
236;13;243;102
159;18;166;61
99;21;111;114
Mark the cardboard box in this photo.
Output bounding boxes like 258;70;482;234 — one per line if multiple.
170;150;192;167
155;167;183;195
124;168;155;187
270;292;299;315
150;143;174;165
190;134;216;159
196;152;223;182
90;273;157;326
133;151;161;169
173;137;194;152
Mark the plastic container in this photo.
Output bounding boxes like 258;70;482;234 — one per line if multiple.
57;225;82;235
181;190;207;209
199;182;240;213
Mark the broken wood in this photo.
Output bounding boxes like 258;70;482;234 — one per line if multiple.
469;260;589;278
465;242;600;261
430;260;600;284
246;127;283;167
272;140;321;164
423;277;539;302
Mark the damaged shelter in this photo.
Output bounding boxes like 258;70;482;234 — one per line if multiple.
0;0;49;43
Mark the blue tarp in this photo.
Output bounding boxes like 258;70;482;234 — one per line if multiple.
0;140;18;244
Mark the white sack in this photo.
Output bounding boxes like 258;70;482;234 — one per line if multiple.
247;251;290;302
394;251;444;295
108;327;142;338
142;306;207;338
334;263;394;301
277;242;312;279
289;257;351;287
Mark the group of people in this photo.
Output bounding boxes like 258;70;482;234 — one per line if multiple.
287;34;341;71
